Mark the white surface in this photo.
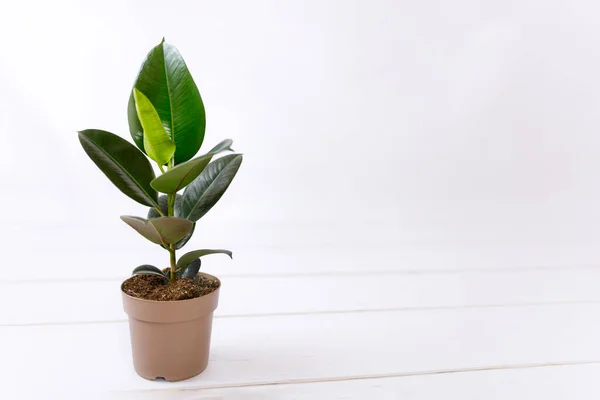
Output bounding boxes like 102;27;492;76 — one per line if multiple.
2;303;600;398
1;0;600;398
2;269;600;326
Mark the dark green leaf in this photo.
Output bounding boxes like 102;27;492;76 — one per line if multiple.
78;129;158;207
181;154;243;221
131;265;168;283
120;216;193;245
128;39;205;164
132;264;167;276
176;249;232;270
150;142;233;194
178;258;201;279
208;139;234;153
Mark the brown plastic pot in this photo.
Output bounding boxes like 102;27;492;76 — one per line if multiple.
121;272;220;381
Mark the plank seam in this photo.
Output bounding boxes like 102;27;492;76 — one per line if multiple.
115;360;600;393
3;264;600;284
3;300;600;327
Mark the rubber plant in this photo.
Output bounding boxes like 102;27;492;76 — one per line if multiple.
78;39;242;283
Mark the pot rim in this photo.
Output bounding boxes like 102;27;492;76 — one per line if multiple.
121;271;221;305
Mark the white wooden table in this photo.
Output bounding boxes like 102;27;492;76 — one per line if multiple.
2;225;599;399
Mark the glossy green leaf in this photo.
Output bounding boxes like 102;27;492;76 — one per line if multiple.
181;154;243;221
150;141;233;194
176;249;232;270
178;258;201;279
78;129;158;207
132;264;166;276
133;88;176;165
208;138;234;153
131;265;168;283
150;217;193;244
128;39;205;164
120;216;193;245
173;223;195;250
147;195;195;249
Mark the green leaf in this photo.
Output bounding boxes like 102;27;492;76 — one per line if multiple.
131;265;168;283
150;140;233;194
78;129;158;207
208;139;234;153
132;264;166;276
181;154;243;221
120;216;193;245
147;195;195;249
176;249;232;270
178;258;201;279
133;88;176;165
128;39;205;164
173;223;195;250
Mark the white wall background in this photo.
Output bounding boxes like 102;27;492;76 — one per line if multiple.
1;0;600;278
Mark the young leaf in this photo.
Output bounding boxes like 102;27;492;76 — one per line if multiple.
181;154;243;221
127;39;205;164
78;129;158;207
178;258;201;279
150;140;234;194
133;88;176;165
120;216;193;245
176;249;232;270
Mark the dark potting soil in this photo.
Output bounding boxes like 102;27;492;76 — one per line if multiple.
122;274;220;301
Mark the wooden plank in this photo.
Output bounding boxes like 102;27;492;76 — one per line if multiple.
1;304;599;397
106;363;600;400
5;224;600;281
2;270;600;325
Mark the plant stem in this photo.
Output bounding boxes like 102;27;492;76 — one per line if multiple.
169;245;176;281
167;156;176;282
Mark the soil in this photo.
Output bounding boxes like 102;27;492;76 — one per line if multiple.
122;274;220;301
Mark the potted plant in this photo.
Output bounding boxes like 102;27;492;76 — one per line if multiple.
77;39;243;381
